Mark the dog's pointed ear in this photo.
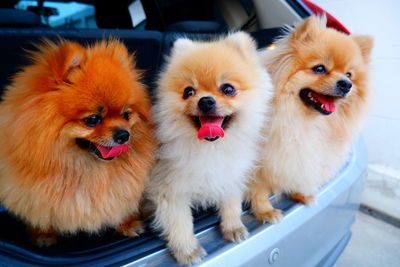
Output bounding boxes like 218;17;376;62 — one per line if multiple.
225;31;257;57
95;39;136;70
170;38;193;58
352;35;374;63
290;15;326;44
43;41;86;85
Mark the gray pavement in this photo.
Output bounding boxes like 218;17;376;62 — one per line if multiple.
335;212;400;267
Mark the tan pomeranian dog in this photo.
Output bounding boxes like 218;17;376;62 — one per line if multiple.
249;16;373;223
0;39;156;246
145;32;272;264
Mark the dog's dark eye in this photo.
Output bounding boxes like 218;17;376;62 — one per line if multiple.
346;72;352;78
220;83;236;96
121;111;131;121
183;87;196;99
83;114;102;127
312;65;327;74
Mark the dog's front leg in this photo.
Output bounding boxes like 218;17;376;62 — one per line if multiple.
249;176;283;224
116;213;145;237
219;195;248;242
155;194;206;265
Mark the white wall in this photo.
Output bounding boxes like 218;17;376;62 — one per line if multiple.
312;0;400;218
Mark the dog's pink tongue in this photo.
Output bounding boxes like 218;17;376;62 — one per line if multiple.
95;144;129;158
197;116;225;140
313;93;336;113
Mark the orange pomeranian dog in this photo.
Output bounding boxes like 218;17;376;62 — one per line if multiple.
250;16;373;223
0;39;156;246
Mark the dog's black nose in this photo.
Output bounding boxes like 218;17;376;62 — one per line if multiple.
336;79;352;94
113;130;130;144
198;97;216;113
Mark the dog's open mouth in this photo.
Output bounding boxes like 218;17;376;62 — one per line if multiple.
191;115;232;142
299;89;337;115
76;139;129;160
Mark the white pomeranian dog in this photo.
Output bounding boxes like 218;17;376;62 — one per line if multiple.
145;32;273;265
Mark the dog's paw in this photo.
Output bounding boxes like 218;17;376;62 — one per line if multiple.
116;218;145;238
222;225;249;243
292;192;317;206
255;208;283;224
31;232;57;247
172;243;207;265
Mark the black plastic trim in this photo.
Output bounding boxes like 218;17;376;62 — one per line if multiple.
285;0;313;18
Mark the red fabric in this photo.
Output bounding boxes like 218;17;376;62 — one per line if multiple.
301;0;351;35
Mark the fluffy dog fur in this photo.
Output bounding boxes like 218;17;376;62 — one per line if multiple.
0;39;156;246
250;16;373;223
146;32;272;264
